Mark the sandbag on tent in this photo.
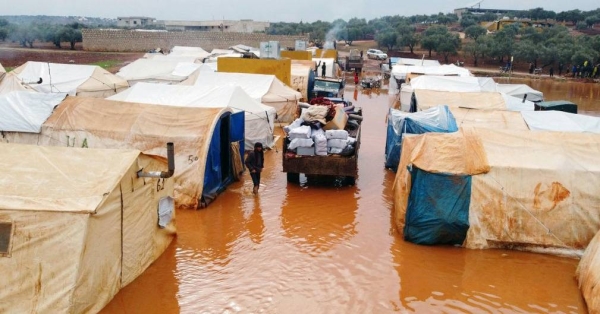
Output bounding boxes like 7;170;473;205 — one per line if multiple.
0;61;129;97
495;83;544;102
182;71;301;123
116;58;201;85
394;127;600;256
522;111;600;133
577;230;600;313
411;90;534;112
385;105;458;171
0;91;67;133
108;82;274;150
0;143;175;314
3;96;240;209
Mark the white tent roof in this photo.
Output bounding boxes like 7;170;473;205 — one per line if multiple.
143;54;199;63
392;64;473;79
108;82;273;117
522;111;600;133
414;90;535;112
185;71;300;102
409;76;492;92
116;59;201;84
6;61;128;96
0;91;67;133
169;46;210;59
396;58;441;67
495;83;544;102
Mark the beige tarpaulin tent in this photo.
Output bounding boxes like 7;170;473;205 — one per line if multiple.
291;61;313;101
2;96;233;209
411;90;535;112
0;143;175;313
394;127;600;256
577;230;600;313
450;107;530;130
0;61;129;97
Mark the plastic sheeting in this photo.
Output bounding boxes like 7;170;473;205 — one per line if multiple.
183;71;301;123
394;127;600;256
577;230;600;313
0;61;129;97
108;82;273;149
404;167;471;245
385;105;458;171
0;91;66;132
0;143;175;313
522;111;600;133
450;107;530;131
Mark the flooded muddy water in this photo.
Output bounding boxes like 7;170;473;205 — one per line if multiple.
101;81;595;313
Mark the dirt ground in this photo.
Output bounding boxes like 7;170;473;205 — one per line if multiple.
0;42;142;73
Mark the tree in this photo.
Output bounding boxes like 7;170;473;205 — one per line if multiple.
420;25;448;57
464;25;486;40
0;28;7;42
396;23;419;53
375;28;397;50
460;17;477;29
463;35;491;66
557;10;584;24
60;27;82;50
585;16;600;29
435;33;461;63
478;13;498;22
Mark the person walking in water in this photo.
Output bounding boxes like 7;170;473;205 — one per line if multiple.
245;142;264;194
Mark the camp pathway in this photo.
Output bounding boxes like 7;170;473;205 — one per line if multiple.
101;86;586;313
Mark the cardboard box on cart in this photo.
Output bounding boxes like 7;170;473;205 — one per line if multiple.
323;104;348;130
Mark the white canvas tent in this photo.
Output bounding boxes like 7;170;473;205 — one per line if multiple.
410;90;535;112
495;84;544;102
116;58;202;85
108;83;276;149
2;97;237;209
0;143;175;313
390;64;473;95
395;58;441;67
578;230;600;313
394;127;600;256
0;62;129;97
182;71;301;123
399;76;496;108
169;46;210;60
522;111;600;133
0;91;67;133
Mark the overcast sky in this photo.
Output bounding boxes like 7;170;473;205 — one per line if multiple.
4;0;599;22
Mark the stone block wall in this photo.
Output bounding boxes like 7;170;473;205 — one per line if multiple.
82;29;309;52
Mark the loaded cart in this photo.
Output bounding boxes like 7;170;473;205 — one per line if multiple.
282;99;362;185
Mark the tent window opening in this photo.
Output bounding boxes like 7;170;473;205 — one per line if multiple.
0;221;13;257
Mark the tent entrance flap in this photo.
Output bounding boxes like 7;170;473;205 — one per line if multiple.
404;167;471;245
202;113;235;207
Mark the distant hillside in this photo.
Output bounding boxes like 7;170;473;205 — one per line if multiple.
0;15;116;27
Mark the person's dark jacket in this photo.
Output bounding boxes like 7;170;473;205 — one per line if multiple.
245;143;264;172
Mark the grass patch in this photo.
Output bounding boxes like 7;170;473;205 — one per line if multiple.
89;60;121;69
5;67;14;72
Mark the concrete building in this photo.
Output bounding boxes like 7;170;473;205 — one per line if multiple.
164;19;270;33
117;17;159;28
454;8;524;19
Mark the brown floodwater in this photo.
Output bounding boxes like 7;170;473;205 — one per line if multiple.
101;80;597;314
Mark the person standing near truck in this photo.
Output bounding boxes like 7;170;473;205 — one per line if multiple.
245;142;264;195
321;62;327;78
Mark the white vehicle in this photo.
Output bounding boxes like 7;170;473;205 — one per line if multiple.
367;49;388;60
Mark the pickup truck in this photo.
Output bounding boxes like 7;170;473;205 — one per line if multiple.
282;105;363;185
345;49;363;72
312;77;345;99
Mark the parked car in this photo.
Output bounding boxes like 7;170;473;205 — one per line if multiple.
367;49;388;60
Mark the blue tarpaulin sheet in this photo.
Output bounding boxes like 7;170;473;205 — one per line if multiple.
404;167;471;245
385;105;458;171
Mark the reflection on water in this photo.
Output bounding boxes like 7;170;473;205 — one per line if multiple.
102;80;590;313
497;78;600;116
